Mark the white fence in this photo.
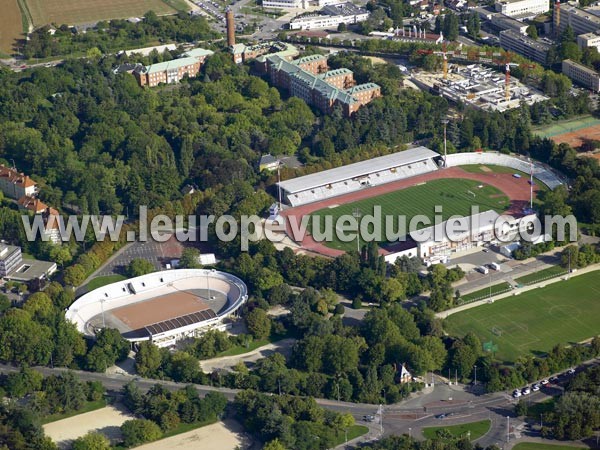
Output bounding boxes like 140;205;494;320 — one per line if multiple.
445;152;564;190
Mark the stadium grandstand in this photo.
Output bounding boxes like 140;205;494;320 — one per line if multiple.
65;269;248;348
277;147;440;206
445;152;564;189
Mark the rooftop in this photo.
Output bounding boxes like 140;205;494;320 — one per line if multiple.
500;29;552;51
183;48;215;58
561;4;600;24
563;58;600;75
410;210;501;242
320;68;353;78
322;2;367;16
294;54;328;65
137;56;200;75
345;82;380;94
0;244;20;261
0;165;36;188
6;258;57;281
278;147;438;193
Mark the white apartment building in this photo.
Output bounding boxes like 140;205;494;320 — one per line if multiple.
495;0;549;18
577;32;600;51
289;2;369;30
562;59;600;91
0;244;22;278
556;4;600;35
262;0;303;8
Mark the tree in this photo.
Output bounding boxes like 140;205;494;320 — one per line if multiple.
63;264;86;286
86;328;129;372
135;342;163;377
178;247;201;268
264;439;287;450
72;432;110;450
49;245;72;268
526;24;538;40
246;308;271;339
337;22;347;32
121;419;162;447
0;294;10;313
126;258;155;277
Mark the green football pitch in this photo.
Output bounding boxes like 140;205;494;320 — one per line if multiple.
310;178;510;252
444;271;600;363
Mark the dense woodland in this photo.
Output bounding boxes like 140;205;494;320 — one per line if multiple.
22;11;218;59
0;32;600;448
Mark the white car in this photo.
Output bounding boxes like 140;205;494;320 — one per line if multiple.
540;379;549;386
532;384;540;392
513;390;522;398
567;368;576;375
522;387;531;395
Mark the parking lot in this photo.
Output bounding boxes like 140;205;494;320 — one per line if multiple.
94;234;183;278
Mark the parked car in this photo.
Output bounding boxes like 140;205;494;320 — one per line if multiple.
435;413;447;419
540;379;549;386
532;384;540;391
363;415;375;422
567;368;576;375
522;387;531;395
513;390;522;398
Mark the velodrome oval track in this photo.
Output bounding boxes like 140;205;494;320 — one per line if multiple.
281;166;542;258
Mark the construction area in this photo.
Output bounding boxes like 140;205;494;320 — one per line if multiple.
411;63;548;112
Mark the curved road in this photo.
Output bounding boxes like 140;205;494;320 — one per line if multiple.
0;360;596;448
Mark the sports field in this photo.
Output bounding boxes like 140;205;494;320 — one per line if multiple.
533;116;600;148
24;0;177;27
311;178;510;252
444;271;600;362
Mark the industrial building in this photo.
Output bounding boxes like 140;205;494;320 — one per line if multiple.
490;13;529;34
412;64;548;112
562;59;600;91
495;0;550;18
499;29;551;64
265;54;381;117
289;3;369;30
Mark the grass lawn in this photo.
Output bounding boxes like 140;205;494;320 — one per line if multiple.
422;419;491;441
311;178;510;252
512;443;590;450
333;425;369;446
42;398;107;424
444;271;600;362
459;164;547;191
86;274;127;291
515;265;568;286
459;282;512;303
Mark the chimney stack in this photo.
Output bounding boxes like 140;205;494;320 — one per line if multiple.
226;9;235;47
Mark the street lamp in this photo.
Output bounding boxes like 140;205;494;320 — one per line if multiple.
409;427;412;439
473;365;478;386
441;119;449;168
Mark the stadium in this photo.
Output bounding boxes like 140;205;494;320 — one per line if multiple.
277;148;564;261
65;269;248;348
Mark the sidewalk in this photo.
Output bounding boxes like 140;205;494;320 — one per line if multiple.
436;264;600;319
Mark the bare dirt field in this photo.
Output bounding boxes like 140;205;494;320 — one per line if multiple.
24;0;175;27
550;122;600;148
136;420;249;450
112;291;213;330
0;0;24;54
43;404;134;449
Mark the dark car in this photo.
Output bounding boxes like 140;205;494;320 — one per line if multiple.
435;414;446;419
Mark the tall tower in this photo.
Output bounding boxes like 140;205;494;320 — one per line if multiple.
226;8;235;47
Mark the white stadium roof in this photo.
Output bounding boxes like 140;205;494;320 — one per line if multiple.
278;147;439;194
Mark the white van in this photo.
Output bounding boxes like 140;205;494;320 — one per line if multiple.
490;262;501;271
477;266;489;275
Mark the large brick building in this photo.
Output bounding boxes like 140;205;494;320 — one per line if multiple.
266;54;381;116
133;48;214;87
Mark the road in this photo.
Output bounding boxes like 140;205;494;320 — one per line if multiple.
1;359;597;447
